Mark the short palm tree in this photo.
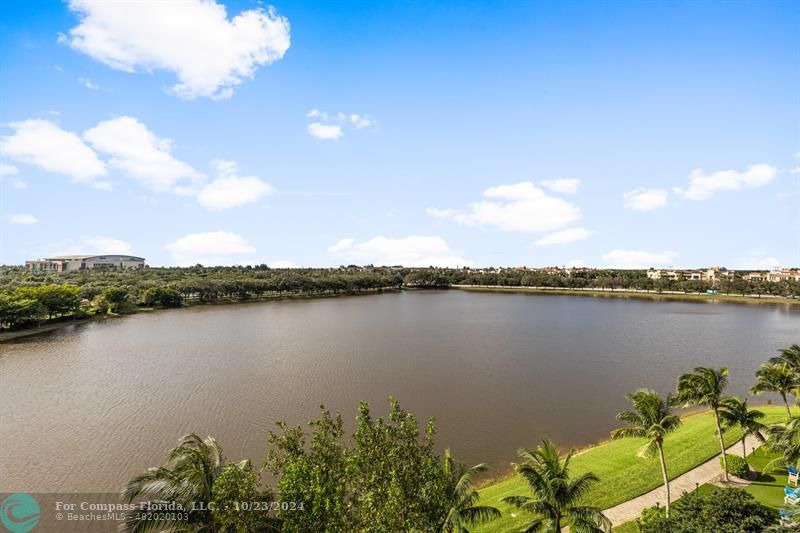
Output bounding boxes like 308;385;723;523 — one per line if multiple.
611;389;681;517
751;362;797;421
501;438;610;532
766;416;800;470
718;396;766;468
123;434;224;532
676;367;730;481
439;449;501;532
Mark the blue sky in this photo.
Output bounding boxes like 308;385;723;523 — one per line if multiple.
1;0;798;268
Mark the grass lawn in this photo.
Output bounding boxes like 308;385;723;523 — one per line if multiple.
474;406;787;533
745;447;790;511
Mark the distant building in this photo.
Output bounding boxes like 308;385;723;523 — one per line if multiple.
25;254;145;272
646;267;733;283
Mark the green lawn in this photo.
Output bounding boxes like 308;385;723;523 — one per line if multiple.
745;447;790;510
474;406;787;533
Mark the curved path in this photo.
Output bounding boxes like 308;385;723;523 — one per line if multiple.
604;434;765;526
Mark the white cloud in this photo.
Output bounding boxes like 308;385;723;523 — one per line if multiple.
64;0;290;100
52;236;133;256
428;181;581;233
534;227;591;246
306;109;328;120
307;122;343;140
329;235;472;267
84;116;203;192
270;260;298;268
9;214;38;225
196;160;272;210
540;178;581;194
673;164;777;201
165;231;255;266
623;188;668;211
734;256;781;270
602;249;678;269
0;119;108;185
0;163;18;177
566;259;586;268
328;238;355;253
341;113;371;129
78;77;99;90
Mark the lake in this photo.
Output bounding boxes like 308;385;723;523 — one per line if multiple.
1;290;798;492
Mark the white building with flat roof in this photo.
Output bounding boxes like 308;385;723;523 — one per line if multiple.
26;255;145;272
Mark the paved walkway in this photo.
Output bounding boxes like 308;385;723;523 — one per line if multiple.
603;434;765;526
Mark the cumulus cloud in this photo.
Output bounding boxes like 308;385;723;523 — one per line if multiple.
64;0;290;100
307;122;343;140
540;178;581;194
328;235;472;267
0;163;18;177
0;119;108;186
78;77;99;90
673;164;777;201
51;236;133;256
733;256;781;270
165;231;256;266
0;163;26;189
623;188;668;211
566;259;586;268
602;249;678;269
196;160;273;210
428;181;581;233
534;227;591;246
9;214;38;225
84;116;203;192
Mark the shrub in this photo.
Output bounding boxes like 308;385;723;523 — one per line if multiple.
721;453;749;477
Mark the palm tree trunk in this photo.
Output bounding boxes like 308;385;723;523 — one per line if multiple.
741;436;748;468
714;408;729;482
782;392;792;421
658;442;670;518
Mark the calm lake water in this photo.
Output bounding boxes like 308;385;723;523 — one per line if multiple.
1;290;798;492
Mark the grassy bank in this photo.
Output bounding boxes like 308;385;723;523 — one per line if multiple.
455;285;800;307
474;406;787;533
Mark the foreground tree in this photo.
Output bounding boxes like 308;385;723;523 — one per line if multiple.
718;396;766;468
611;390;681;517
501;438;611;532
769;344;800;369
766;416;800;469
751;362;797;421
439;449;501;532
676;367;731;481
122;434;224;532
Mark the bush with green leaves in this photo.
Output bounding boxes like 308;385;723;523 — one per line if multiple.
720;453;749;477
640;487;776;533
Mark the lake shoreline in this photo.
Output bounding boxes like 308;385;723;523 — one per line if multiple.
453;284;800;306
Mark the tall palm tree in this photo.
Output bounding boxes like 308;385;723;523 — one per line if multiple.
751;362;797;421
501;438;610;532
611;390;681;517
766;416;800;470
123;434;224;533
439;449;501;532
718;396;766;468
676;367;730;481
769;344;800;369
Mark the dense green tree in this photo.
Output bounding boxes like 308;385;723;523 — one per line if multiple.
766;416;800;469
675;367;731;481
439;449;501;532
718;397;766;469
612;390;681;517
211;459;278;532
501;438;610;532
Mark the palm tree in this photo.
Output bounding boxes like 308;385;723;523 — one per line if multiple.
751;362;797;421
769;344;800;369
676;367;730;481
123;434;224;532
766;416;800;470
439;449;501;532
501;438;610;532
718;396;766;468
611;389;681;518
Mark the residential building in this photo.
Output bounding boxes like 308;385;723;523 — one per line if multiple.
25;255;146;272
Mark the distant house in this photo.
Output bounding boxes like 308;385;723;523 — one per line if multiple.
25;254;145;272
